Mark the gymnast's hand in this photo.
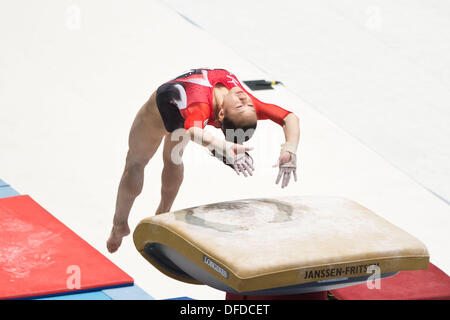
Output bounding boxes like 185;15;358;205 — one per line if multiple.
273;150;297;188
211;143;254;177
232;151;254;177
226;143;254;177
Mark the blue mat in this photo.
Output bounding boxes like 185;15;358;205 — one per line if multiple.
0;179;19;199
35;285;154;300
37;291;112;300
0;186;20;199
0;179;8;187
103;285;154;300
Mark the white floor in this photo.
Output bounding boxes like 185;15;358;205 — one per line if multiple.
0;0;449;300
162;0;450;205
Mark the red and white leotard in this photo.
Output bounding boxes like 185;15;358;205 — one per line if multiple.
156;68;292;131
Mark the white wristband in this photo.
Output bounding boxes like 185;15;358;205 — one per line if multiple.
280;142;297;155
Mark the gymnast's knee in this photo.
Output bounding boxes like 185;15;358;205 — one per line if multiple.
163;150;185;168
122;163;146;197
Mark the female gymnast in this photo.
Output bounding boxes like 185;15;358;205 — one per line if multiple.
107;68;300;253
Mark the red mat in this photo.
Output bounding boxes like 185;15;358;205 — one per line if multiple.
331;263;450;300
0;195;133;299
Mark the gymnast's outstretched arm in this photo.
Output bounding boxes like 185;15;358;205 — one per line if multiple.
186;126;253;162
275;112;300;188
281;113;300;154
240;86;300;187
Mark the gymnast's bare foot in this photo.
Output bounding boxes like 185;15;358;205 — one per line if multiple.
107;223;130;253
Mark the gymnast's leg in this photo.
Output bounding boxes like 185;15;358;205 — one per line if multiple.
155;130;189;214
107;92;166;253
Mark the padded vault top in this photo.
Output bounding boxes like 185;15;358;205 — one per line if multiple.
134;196;429;293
